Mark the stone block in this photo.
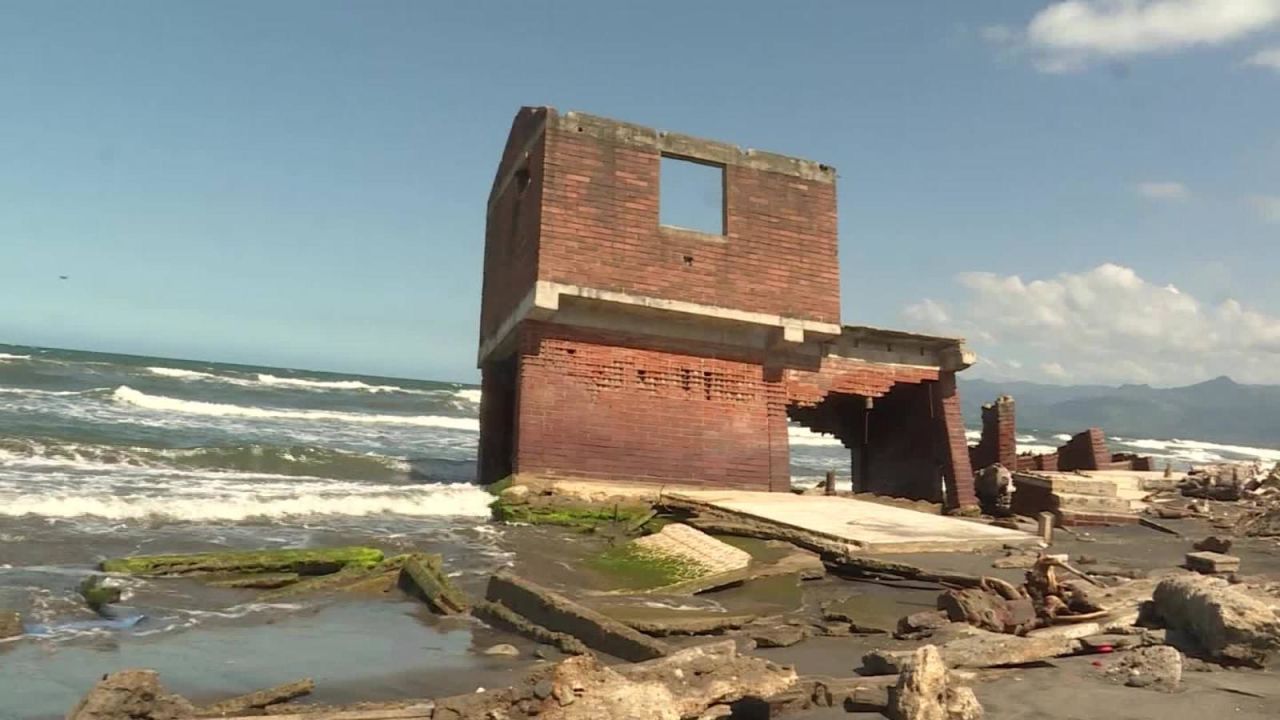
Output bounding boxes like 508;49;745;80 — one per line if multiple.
1184;551;1241;575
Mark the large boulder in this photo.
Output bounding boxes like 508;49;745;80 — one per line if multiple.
888;645;983;720
66;669;194;720
1151;574;1280;667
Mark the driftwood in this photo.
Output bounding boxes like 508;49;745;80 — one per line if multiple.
197;678;315;716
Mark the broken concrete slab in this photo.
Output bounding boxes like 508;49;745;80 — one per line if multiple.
896;610;951;639
621;612;756;637
1151;574;1280;667
66;669;195;720
485;572;670;661
750;624;808;648
1025;622;1103;641
666;491;1038;554
631;523;752;578
1184;551;1241;575
938;589;1027;634
864;628;1082;674
651;546;825;595
397;554;467;614
471;600;590;656
1193;536;1233;554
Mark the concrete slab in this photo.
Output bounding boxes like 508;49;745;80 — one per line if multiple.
668;490;1039;553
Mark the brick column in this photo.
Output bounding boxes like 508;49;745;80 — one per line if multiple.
934;371;977;510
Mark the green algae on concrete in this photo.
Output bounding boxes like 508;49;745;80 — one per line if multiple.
397;553;468;614
101;546;384;576
78;576;121;612
587;544;706;590
258;554;411;600
491;499;651;530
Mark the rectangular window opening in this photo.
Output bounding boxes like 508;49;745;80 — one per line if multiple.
659;155;725;235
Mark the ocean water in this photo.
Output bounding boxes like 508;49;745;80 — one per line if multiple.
3;344;1279;716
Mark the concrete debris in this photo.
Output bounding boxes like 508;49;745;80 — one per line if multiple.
896;610;953;640
471;600;590;657
196;678;314;716
0;610;22;640
1193;536;1233;554
1151;574;1280;667
397;554;468;615
66;669;195;720
1184;551;1241;575
750;624;808;648
622;613;757;637
631;523;752;578
484;572;670;661
1101;645;1183;691
864;628;1082;675
937;589;1033;635
1024;622;1102;641
991;553;1038;569
888;645;984;720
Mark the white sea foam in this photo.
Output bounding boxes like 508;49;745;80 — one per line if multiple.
1018;444;1060;456
255;373;417;393
1016;434;1038;443
1053;433;1072;441
0;387;94;397
453;388;482;404
0;481;492;521
0;353;31;361
788;426;843;447
146;367;221;380
1113;437;1280;464
146;366;430;395
112;386;479;430
965;429;982;441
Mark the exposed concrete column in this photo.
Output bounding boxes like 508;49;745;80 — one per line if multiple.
933;371;978;510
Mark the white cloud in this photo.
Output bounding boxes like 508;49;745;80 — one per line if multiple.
1000;0;1280;72
901;263;1280;385
903;298;950;326
1249;194;1280;223
1135;181;1190;200
1246;45;1280;69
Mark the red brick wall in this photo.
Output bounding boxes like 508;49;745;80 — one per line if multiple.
1057;428;1110;471
512;321;789;490
969;396;1016;471
1017;452;1059;472
537;118;840;324
935;372;977;509
480;108;548;340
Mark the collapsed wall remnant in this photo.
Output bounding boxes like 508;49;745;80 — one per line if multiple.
478;107;978;508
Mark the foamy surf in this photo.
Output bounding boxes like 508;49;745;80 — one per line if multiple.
1114;437;1280;464
0;481;492;521
0;353;31;361
146;366;434;395
112;385;479;431
788;425;843;447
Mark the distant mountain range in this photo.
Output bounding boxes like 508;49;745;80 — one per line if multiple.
958;376;1280;447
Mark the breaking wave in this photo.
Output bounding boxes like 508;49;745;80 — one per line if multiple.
111;386;479;431
788;426;843;447
1113;437;1280;464
0;353;31;361
453;388;482;404
0;482;492;521
146;366;433;395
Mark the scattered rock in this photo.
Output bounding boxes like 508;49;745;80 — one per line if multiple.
896;610;951;639
0;610;22;640
484;643;520;657
937;589;1027;634
66;669;195;720
534;644;557;660
78;576;122;612
622;613;756;637
1152;574;1280;667
865;628;1082;674
1075;555;1098;566
888;645;984;720
1184;551;1241;575
1193;536;1233;554
1102;646;1183;691
751;624;807;648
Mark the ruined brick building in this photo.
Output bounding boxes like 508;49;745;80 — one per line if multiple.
477;107;979;508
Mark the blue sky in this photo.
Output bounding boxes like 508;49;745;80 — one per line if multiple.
3;1;1279;384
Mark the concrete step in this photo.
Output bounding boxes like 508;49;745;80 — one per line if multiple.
1013;473;1118;498
1051;492;1133;515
